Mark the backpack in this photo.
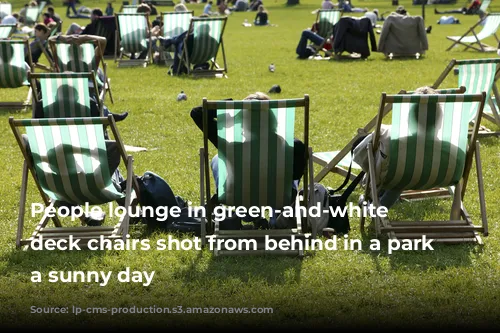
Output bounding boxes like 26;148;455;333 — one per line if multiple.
136;171;180;225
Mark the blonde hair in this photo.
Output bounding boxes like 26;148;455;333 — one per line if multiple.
244;92;270;100
413;86;438;95
174;3;189;12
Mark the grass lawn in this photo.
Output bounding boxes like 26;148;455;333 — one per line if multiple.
1;0;500;329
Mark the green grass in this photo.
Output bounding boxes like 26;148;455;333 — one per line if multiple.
1;0;500;329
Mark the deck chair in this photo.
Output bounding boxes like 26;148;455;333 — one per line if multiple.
0;39;33;110
29;72;102;118
120;5;139;13
49;34;113;104
377;14;428;59
95;16;117;57
312;86;467;183
432;58;500;137
311;9;342;58
200;96;314;256
38;1;46;14
158;10;193;66
446;12;500;52
179;17;227;78
0;2;12;20
115;13;152;67
9;115;140;249
479;0;492;14
312;87;468;203
24;6;40;26
0;24;16;38
360;92;488;244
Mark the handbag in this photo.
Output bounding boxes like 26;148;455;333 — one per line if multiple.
325;147;366;235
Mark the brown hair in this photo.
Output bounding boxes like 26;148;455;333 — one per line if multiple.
34;23;49;34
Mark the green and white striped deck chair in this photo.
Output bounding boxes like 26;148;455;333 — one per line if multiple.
0;39;33;110
362;92;488;244
120;5;139;14
115;13;152;67
312;87;467;183
24;6;40;26
446;12;500;52
9;115;139;248
179;17;227;78
159;10;193;66
479;0;492;14
38;1;46;14
49;35;112;104
0;2;12;21
0;24;16;39
432;58;500;137
200;96;314;256
315;9;341;39
310;9;341;58
29;72;102;118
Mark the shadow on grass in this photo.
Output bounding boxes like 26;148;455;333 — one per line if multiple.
358;197;485;273
141;223;305;286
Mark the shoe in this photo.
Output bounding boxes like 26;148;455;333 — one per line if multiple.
112;111;129;122
426;26;432;34
434;8;439;14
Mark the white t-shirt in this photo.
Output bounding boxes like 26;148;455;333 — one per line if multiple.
1;14;17;25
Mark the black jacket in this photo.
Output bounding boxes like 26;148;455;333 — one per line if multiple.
332;16;377;58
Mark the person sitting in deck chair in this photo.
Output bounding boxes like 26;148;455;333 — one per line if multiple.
352;86;439;209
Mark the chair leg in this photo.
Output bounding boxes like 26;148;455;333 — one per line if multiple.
200;147;207;247
475;140;488;236
450;182;462;221
16;161;29;248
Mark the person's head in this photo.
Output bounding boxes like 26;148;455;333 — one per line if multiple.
107;2;113;8
90;8;103;21
29;1;37;7
47;6;54;14
258;4;264;12
137;3;151;13
396;5;407;15
244;92;270;101
373;9;379;17
34;23;49;38
413;86;438;95
209;1;213;4
174;3;188;12
12;13;20;20
43;12;51;19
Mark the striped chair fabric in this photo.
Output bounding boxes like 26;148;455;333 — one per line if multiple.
121;5;138;14
479;0;492;13
0;24;16;39
162;11;193;38
0;40;30;88
316;9;341;38
116;13;149;54
0;3;12;20
36;73;92;118
382;94;479;191
447;13;500;48
456;58;499;120
25;7;40;25
189;17;225;66
21;117;125;205
216;100;296;209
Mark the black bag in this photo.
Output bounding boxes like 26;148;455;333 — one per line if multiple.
326;140;366;235
136;171;180;225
